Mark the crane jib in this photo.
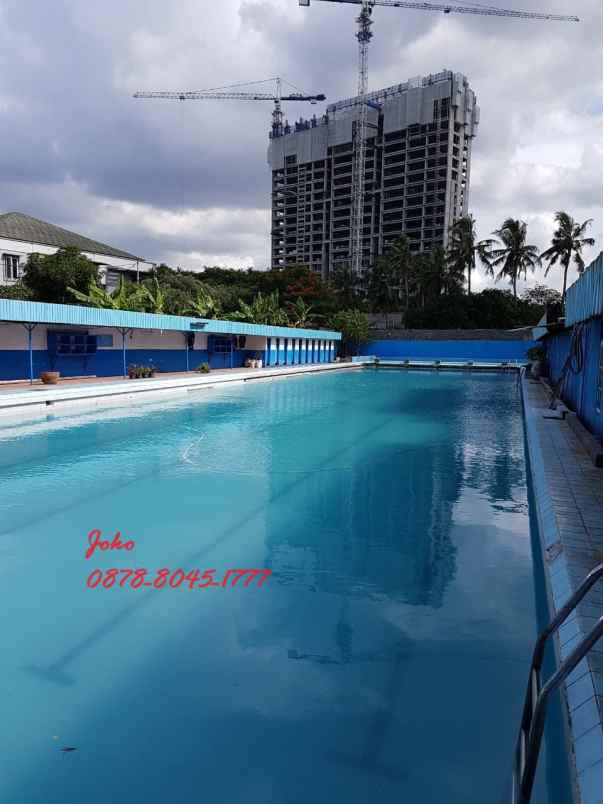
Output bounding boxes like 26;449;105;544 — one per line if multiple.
299;0;579;23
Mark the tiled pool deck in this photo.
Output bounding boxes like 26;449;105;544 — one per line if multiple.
522;376;603;804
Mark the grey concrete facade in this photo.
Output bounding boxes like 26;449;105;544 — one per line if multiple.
267;70;479;278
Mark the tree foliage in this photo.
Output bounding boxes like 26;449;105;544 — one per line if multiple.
328;309;369;355
22;247;99;304
488;218;541;298
540;212;595;301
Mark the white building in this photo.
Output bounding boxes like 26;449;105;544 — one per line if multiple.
0;212;155;290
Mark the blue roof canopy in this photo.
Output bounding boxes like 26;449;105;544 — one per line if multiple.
565;251;603;326
0;299;342;340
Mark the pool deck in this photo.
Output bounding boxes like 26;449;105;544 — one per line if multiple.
522;375;603;804
0;361;361;415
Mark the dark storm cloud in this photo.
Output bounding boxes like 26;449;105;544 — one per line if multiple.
0;0;601;278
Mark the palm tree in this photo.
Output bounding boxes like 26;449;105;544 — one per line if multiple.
330;263;362;306
447;215;493;295
368;256;396;326
488;218;541;298
387;236;414;312
540;212;595;302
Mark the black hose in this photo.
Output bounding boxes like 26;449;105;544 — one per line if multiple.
548;322;585;409
568;322;585;375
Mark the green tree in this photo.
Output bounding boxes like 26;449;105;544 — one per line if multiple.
135;276;167;313
22;247;99;304
540;211;595;302
230;290;289;326
447;215;493;295
521;284;561;307
330;263;362;308
287;297;317;328
367;257;397;326
329;309;369;356
387;236;414;312
0;281;33;301
188;285;222;318
488;218;541;298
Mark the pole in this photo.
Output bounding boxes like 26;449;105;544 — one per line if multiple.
119;328;129;378
23;323;36;384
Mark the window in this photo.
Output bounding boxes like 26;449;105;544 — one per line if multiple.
47;330;98;356
2;254;20;281
97;334;114;348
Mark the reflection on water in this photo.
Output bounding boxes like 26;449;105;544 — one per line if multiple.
0;370;554;804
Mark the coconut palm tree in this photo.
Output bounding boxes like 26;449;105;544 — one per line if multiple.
540;212;595;302
447;215;493;295
488;218;541;298
387;235;414;312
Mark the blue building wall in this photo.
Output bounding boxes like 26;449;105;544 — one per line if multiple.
0;347;257;380
545;317;603;439
359;339;535;362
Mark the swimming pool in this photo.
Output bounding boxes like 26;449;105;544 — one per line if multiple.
0;369;566;803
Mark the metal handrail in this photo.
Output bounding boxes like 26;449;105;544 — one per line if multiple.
513;563;603;803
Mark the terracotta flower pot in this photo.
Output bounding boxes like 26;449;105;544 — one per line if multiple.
40;371;60;385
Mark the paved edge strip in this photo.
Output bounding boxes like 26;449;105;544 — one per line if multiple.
521;373;603;804
0;362;362;415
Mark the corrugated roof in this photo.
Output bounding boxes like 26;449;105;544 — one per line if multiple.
0;212;143;262
0;299;342;340
565;252;603;326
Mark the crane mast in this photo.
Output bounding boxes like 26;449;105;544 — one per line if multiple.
299;0;579;276
350;2;373;277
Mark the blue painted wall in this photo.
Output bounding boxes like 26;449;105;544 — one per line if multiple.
545;317;603;439
359;339;536;362
0;347;259;380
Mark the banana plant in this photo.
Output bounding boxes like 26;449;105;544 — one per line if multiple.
68;276;134;310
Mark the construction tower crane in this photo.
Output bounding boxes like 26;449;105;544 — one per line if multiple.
299;0;580;276
134;77;326;138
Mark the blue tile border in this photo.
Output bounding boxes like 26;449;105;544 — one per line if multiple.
521;375;603;804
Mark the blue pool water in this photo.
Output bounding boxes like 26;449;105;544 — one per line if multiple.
0;370;565;803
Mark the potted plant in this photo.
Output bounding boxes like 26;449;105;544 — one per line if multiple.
40;371;60;385
527;345;547;379
196;363;210;374
128;364;137;379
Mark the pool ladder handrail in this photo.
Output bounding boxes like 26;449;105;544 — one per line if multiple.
512;563;603;804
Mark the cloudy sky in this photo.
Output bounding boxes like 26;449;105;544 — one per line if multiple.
0;0;601;293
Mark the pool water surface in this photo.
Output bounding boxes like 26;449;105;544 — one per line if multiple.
0;370;565;803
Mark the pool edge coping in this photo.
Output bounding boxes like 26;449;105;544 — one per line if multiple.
0;362;362;416
521;373;603;804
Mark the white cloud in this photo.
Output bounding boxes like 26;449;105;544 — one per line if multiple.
0;0;601;282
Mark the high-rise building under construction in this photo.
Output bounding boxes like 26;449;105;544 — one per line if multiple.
267;70;479;278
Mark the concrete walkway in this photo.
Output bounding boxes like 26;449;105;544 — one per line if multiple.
0;361;360;415
522;376;603;804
